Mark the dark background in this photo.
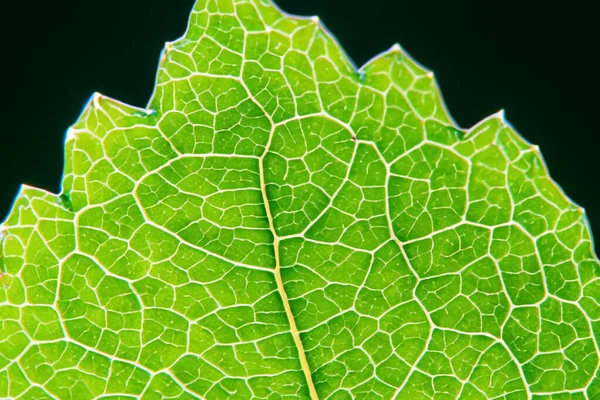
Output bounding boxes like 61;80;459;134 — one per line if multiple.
2;0;598;252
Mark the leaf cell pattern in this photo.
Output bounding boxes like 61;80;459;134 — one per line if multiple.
1;0;599;399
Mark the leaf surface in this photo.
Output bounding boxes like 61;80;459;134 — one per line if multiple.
1;0;599;399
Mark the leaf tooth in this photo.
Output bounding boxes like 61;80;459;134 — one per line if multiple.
91;91;105;107
65;127;78;141
0;222;7;240
391;43;402;53
494;108;507;122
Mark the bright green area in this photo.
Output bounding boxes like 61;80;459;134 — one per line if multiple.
1;0;598;398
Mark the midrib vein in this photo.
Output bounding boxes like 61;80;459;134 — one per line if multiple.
238;68;318;398
258;154;319;400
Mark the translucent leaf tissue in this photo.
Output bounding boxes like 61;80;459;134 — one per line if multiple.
1;0;598;399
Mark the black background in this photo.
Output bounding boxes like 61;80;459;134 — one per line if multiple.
2;0;599;252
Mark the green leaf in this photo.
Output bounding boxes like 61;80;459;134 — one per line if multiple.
1;0;599;398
